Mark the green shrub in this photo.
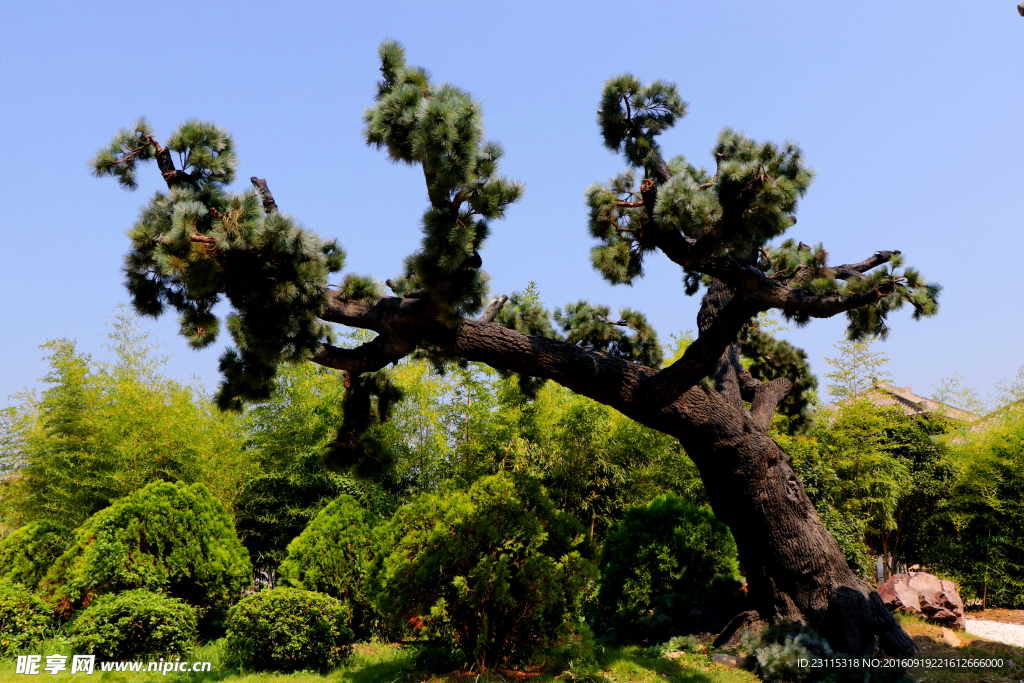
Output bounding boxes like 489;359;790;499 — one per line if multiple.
43;480;251;615
596;493;741;643
278;494;376;632
0;581;52;658
0;521;64;591
68;589;198;659
371;474;598;671
225;588;354;673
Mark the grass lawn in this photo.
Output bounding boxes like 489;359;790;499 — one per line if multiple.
1;619;1019;683
0;640;756;683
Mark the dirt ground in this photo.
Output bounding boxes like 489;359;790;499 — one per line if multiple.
965;608;1024;625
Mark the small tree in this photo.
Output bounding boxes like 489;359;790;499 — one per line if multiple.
0;581;52;658
235;362;392;577
0;311;252;534
278;495;376;633
43;480;251;616
371;474;597;671
823;339;892;403
0;521;64;591
225;588;354;673
68;590;198;659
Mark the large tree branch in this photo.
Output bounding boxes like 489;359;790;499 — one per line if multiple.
694;254;900;318
735;358;793;430
641;294;763;408
319;294;659;410
311;335;417;373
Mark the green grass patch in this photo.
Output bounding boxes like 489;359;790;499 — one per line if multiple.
0;641;758;683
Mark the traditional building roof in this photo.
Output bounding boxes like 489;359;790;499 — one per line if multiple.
826;381;981;422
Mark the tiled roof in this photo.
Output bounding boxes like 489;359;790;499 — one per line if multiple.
825;382;981;421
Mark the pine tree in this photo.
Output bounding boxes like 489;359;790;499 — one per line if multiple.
90;40;942;655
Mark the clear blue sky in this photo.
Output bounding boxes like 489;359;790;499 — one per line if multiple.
2;0;1021;406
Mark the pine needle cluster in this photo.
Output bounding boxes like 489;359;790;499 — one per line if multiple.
491;284;663;397
90;119;346;409
762;241;941;338
363;41;524;325
554;301;663;369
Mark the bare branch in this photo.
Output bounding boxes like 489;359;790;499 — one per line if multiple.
477;295;508;323
833;250;900;280
250;177;280;214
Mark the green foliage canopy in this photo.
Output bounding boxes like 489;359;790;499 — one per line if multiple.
0;521;64;592
44;480;251;615
596;493;740;642
0;581;52;658
0;311;253;534
278;494;377;633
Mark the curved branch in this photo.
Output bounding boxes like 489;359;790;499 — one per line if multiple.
311;335;417;373
833;250;900;280
319;294;655;410
697;255;900;318
736;363;793;430
641;296;763;408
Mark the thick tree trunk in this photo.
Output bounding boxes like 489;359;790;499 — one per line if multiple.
664;395;916;655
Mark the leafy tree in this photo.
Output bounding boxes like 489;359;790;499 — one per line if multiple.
90;41;942;654
0;581;52;658
0;310;253;533
931;372;988;416
225;588;354;673
278;494;377;634
43;480;251;616
0;521;64;591
928;405;1024;607
779;402;955;581
500;381;706;541
370;474;597;671
823;339;892;403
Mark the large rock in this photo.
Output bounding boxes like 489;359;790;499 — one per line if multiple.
878;572;965;629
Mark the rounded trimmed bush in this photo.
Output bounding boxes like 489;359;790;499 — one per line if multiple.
371;474;598;671
597;493;741;642
0;521;64;592
68;589;198;659
0;581;52;658
44;481;251;614
225;588;354;673
278;494;375;631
